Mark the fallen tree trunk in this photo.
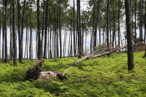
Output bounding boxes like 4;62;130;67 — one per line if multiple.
63;46;127;74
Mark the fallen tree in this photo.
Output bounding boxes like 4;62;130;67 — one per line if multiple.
23;61;68;81
63;46;127;74
24;46;126;81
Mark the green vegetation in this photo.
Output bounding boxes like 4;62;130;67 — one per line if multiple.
0;52;146;97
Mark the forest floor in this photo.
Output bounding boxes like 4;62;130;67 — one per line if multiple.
0;51;146;97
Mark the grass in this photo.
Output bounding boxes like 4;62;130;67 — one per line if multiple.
0;52;146;97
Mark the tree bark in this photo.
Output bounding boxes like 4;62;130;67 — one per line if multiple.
2;1;5;59
29;10;32;60
107;0;110;51
113;10;116;47
37;0;42;59
44;0;49;59
118;0;121;46
10;4;13;60
17;0;21;62
77;0;82;58
139;0;142;42
125;0;134;70
5;0;7;62
13;0;17;66
135;0;137;37
73;0;76;56
59;0;62;58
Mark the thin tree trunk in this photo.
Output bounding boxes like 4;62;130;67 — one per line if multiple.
50;28;52;58
17;0;21;62
2;1;5;59
77;0;82;58
139;0;142;41
113;11;116;47
59;0;62;58
98;0;101;44
13;0;17;66
29;10;32;60
73;0;76;56
41;0;45;58
20;0;26;62
93;3;97;50
107;0;110;51
125;0;134;70
37;0;42;59
10;4;13;60
143;0;146;58
118;0;121;46
5;0;7;62
135;0;137;33
44;0;49;59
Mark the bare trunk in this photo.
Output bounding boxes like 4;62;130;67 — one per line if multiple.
118;0;121;46
44;0;49;59
73;0;76;56
2;2;5;59
77;0;82;58
29;10;32;60
107;0;110;50
37;0;42;59
125;0;134;70
13;0;17;66
59;0;62;58
17;0;21;62
5;0;7;62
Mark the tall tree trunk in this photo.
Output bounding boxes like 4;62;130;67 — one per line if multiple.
56;7;59;57
37;0;42;59
44;0;49;59
77;0;82;58
107;0;110;50
93;2;97;50
29;10;32;60
25;24;28;59
17;0;21;62
5;0;7;62
139;0;142;41
118;0;121;46
41;0;45;58
143;0;146;57
2;1;5;59
98;0;101;44
13;0;17;66
73;0;76;56
10;4;13;60
125;0;134;70
135;0;137;34
20;0;26;62
113;11;116;47
50;28;52;58
59;0;62;58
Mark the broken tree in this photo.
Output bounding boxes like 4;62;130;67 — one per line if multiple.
23;60;68;81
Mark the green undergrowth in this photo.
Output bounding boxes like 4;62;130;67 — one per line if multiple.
0;52;146;97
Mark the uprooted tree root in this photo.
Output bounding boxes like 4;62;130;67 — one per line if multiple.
23;60;68;81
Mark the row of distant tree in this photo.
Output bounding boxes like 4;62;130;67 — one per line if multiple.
0;0;145;70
